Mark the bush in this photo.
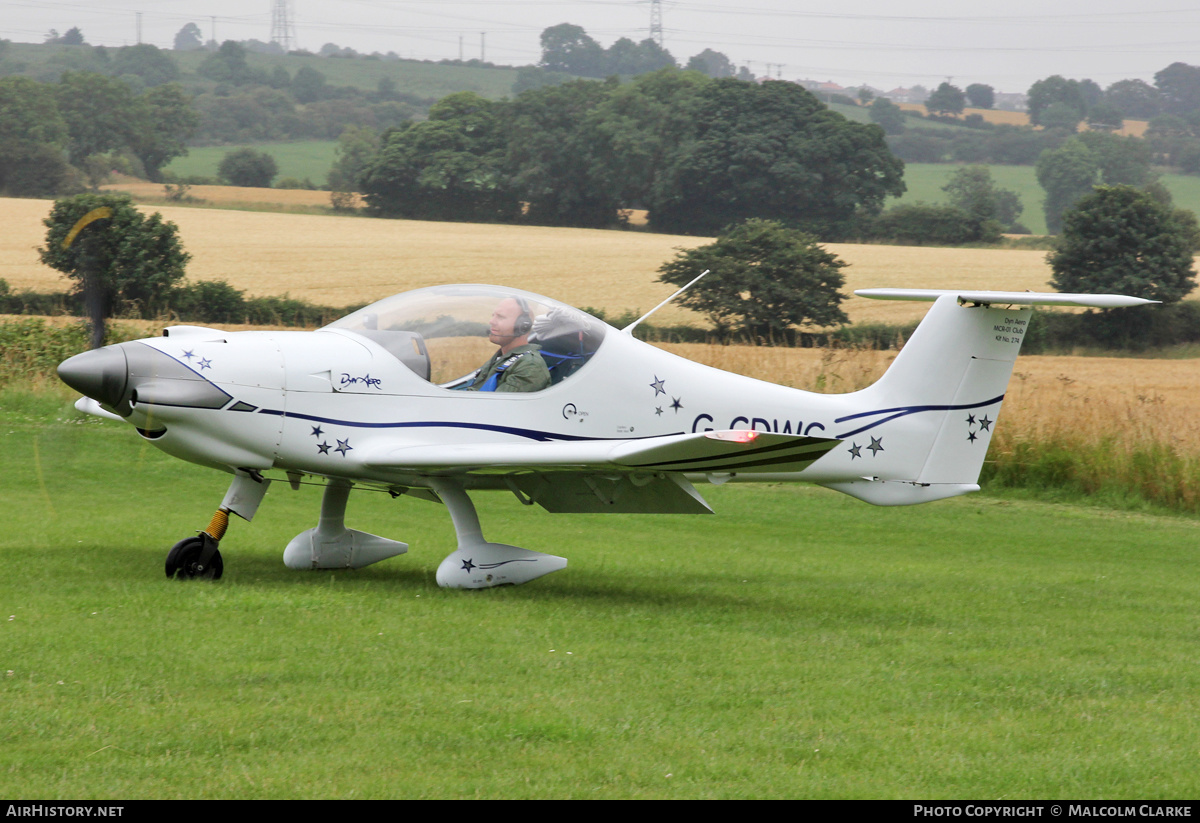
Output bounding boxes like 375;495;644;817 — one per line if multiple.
859;203;1002;245
169;280;247;324
218;148;278;187
276;177;317;190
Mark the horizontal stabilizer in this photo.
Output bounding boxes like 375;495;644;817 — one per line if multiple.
364;430;840;475
856;289;1159;309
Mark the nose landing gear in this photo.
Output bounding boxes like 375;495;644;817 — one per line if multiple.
165;470;269;581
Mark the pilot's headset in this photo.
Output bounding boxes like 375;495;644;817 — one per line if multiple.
511;296;534;337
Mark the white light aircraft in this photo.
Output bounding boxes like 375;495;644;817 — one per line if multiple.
57;284;1154;588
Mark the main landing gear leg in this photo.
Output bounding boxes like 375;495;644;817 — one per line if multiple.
428;478;567;589
283;479;408;570
166;469;270;580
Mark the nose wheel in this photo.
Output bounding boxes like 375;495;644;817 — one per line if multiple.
166;508;229;581
165;533;224;580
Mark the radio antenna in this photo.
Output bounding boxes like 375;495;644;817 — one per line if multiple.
622;270;710;334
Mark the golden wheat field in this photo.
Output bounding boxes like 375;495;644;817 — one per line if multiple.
3;194;1197;458
893;103;1149;137
0;196;1053;326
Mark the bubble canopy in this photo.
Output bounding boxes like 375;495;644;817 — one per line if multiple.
323;285;610;388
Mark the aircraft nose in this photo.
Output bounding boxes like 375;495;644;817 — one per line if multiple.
58;346;129;408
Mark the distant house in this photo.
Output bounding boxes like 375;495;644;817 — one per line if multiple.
884;87;929;104
993;92;1027;112
798;79;845;94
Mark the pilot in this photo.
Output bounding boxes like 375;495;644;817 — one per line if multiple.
462;296;551;392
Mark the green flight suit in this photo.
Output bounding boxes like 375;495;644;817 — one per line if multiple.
466;344;551;392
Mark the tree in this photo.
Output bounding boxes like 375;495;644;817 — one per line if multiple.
112;44;180;86
504;79;623;227
965;83;995;109
685;49;734;79
647;78;905;238
359;93;519;222
657;219;848;341
941;165;1023;231
1154;62;1200;116
605;37;675;76
1104;79;1162;120
1027;75;1087;126
131;84;199;180
1086;103;1124;132
1036;139;1099;234
0;76;76;196
1038;102;1083;132
588;68;709;214
174;23;204;51
0;75;69;149
39;193;190;319
1049;185;1196;306
328;125;380;192
925;82;965;116
198;41;260;86
218;148;278;187
292;65;327;103
539;24;604;77
55;71;139;165
46;27;87;46
1076;131;1152;186
869;97;906;135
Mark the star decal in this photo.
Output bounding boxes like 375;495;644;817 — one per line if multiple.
848;443;862;459
965;411;993;443
650;376;666;396
460;558;476;572
198;358;212;370
654;406;664;416
867;436;884;456
334;438;353;456
310;426;324;437
670;397;683;412
181;349;195;361
317;441;331;455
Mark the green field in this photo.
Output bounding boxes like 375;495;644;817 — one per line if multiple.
897;164;1200;237
4;392;1199;798
5;42;521;101
896;164;1049;235
166;141;340;184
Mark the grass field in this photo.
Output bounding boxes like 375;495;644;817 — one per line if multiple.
898;165;1200;237
164;141;340;185
3;394;1199;799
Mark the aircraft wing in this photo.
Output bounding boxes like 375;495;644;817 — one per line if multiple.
363;430;840;475
362;430;841;515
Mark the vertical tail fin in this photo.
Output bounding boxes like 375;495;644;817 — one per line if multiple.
821;290;1156;505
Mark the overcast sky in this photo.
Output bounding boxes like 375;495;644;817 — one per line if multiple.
3;0;1200;93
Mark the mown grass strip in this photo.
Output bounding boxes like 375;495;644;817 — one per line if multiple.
2;405;1198;798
